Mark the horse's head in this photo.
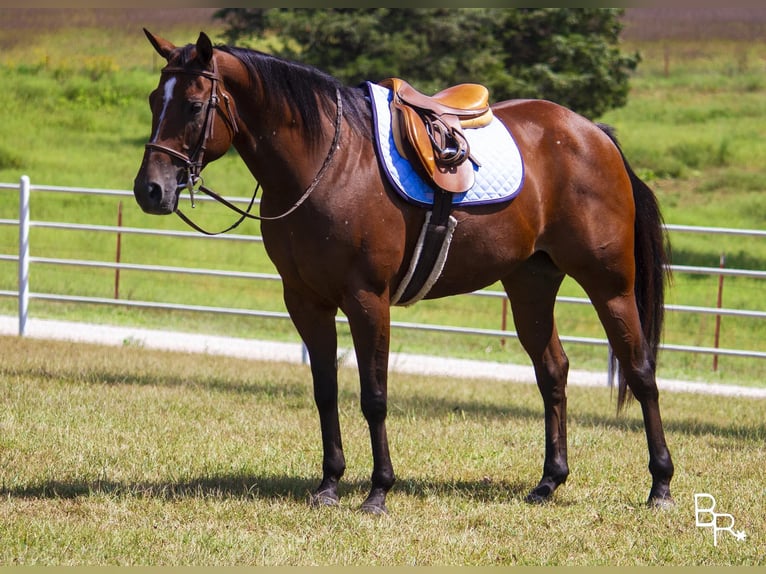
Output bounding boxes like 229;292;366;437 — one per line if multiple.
133;30;239;215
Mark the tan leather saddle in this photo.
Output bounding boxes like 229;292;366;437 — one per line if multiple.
380;78;494;193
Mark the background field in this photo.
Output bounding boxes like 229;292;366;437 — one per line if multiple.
0;8;764;387
0;10;765;565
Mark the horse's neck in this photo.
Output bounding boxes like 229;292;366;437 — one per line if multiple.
232;108;335;200
219;55;343;202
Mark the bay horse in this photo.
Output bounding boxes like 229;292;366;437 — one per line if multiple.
133;30;674;514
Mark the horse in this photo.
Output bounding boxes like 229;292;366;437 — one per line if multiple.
133;30;674;514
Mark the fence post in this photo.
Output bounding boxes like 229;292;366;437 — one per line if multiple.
115;200;123;299
713;253;725;371
18;175;30;336
500;297;508;347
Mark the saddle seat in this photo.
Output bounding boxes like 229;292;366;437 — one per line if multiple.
379;77;494;193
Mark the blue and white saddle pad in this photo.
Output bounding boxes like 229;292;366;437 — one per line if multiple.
366;81;524;207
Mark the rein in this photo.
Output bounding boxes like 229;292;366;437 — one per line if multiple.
145;61;343;235
178;89;343;235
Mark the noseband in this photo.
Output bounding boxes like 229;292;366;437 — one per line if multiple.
144;59;343;235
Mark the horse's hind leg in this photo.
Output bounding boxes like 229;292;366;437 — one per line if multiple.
503;253;570;503
588;291;674;507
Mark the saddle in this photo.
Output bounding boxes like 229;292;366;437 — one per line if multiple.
379;78;493;193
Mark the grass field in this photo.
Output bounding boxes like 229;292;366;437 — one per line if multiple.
1;336;764;565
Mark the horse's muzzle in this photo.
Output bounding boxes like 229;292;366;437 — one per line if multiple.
133;175;180;215
133;168;180;215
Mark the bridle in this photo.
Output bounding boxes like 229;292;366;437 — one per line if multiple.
145;59;239;206
144;58;343;235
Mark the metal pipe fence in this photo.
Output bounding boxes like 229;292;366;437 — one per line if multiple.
2;176;765;364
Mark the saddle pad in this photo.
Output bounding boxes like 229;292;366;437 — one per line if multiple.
367;81;524;207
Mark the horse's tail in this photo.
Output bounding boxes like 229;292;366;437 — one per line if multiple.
598;124;671;411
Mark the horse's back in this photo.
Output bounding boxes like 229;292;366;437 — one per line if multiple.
423;97;639;295
492;97;635;249
492;98;628;186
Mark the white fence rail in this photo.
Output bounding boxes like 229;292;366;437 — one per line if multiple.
2;176;765;365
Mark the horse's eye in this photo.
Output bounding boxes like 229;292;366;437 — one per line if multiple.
190;102;205;115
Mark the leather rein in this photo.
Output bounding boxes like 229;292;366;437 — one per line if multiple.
145;61;343;235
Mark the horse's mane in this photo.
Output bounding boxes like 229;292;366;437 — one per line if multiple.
213;45;372;147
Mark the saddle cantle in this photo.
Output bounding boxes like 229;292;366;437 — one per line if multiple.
379;78;494;193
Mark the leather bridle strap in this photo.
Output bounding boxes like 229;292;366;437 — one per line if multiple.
144;60;238;207
175;182;261;236
175;88;343;235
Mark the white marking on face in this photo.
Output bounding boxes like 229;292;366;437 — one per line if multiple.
150;76;177;143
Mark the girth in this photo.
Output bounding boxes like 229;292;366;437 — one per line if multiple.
390;189;457;306
380;78;494;306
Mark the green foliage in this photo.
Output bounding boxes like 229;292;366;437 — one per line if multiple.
215;8;639;119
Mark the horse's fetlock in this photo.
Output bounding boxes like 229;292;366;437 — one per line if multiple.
545;465;569;486
372;468;396;491
649;452;674;481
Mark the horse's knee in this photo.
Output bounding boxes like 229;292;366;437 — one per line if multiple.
360;390;387;422
313;385;337;412
311;361;339;411
536;353;569;401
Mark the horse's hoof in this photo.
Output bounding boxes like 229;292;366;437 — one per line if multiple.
309;489;339;508
525;492;551;505
360;501;388;515
647;495;675;510
525;484;553;505
360;487;389;515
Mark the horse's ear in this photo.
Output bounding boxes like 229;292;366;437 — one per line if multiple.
196;32;214;67
144;28;175;60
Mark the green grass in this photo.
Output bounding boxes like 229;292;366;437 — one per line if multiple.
0;20;764;388
1;336;764;565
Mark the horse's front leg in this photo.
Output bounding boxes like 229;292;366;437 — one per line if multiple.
283;288;345;507
343;288;395;514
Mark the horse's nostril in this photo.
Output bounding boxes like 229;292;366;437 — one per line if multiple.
148;182;163;203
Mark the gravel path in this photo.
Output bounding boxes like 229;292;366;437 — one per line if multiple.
2;315;765;399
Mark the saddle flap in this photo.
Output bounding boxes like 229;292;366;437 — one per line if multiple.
432;155;475;193
393;100;436;177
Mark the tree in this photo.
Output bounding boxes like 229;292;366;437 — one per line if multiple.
214;8;639;119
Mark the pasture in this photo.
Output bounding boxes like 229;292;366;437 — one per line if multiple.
1;336;764;565
0;9;764;387
0;8;764;566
